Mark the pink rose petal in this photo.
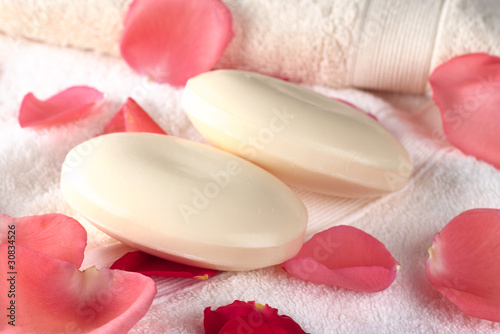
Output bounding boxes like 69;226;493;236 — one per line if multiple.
426;208;500;322
120;0;233;86
204;300;308;334
18;86;105;128
110;250;218;279
334;98;378;121
282;225;399;292
0;245;156;333
0;213;87;267
103;97;167;135
429;53;500;168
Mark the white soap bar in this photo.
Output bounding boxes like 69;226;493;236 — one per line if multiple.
60;133;307;271
182;70;413;197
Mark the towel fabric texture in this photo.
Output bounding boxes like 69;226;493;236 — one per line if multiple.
1;1;500;333
0;0;500;94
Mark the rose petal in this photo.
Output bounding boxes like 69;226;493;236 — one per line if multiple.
204;300;307;334
0;213;87;267
426;208;500;322
282;225;399;292
120;0;233;86
103;98;167;135
334;98;378;121
110;250;218;279
220;318;285;334
0;245;156;333
18;86;105;128
429;53;500;168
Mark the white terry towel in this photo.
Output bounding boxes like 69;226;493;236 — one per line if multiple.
1;33;500;333
0;0;500;93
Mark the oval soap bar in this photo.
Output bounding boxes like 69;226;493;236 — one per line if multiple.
182;70;413;197
60;133;307;271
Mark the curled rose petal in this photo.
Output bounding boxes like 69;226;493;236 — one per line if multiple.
0;213;87;267
120;0;233;86
204;300;308;334
18;86;105;128
429;53;500;168
110;250;218;279
334;98;378;121
103;98;167;135
0;245;156;333
282;225;399;292
426;208;500;322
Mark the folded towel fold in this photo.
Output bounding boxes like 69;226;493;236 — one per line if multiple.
0;0;499;93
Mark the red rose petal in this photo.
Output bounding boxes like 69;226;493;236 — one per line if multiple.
429;53;500;168
0;213;87;267
204;300;308;334
282;225;399;292
103;98;167;135
18;86;105;128
110;250;218;279
120;0;233;86
0;245;156;333
220;318;284;334
426;208;500;322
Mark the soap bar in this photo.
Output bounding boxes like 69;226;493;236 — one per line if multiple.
60;133;307;271
182;70;413;197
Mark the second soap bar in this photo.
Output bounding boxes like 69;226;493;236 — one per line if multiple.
182;70;413;197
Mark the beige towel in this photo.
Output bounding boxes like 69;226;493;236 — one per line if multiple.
0;0;499;93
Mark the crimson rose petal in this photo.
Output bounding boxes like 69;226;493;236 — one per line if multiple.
204;300;308;334
282;225;399;292
110;250;218;279
220;319;284;334
426;208;500;322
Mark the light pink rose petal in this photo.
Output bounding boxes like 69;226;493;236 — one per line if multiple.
103;98;167;135
0;245;156;333
110;250;218;279
282;225;399;292
429;53;500;168
18;86;105;128
120;0;233;86
426;208;500;322
0;213;87;267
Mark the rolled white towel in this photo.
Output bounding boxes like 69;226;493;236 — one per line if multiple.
0;0;498;94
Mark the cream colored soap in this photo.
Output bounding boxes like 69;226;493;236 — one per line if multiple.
60;133;307;271
182;70;413;197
